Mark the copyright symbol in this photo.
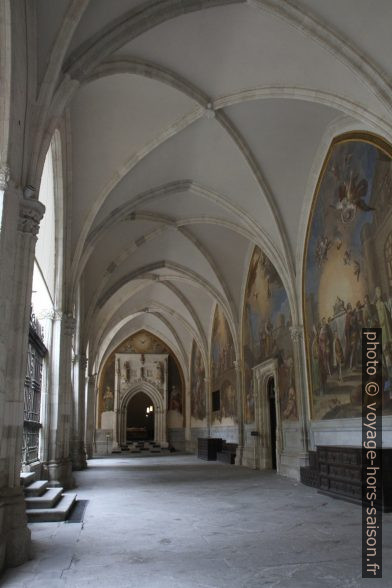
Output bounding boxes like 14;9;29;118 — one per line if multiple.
365;382;379;396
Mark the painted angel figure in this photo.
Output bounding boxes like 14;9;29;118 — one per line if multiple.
330;160;374;224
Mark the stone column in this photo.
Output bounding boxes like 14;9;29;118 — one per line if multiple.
0;184;44;568
205;377;210;436
85;373;97;459
184;379;192;450
71;353;87;470
45;313;75;488
234;360;244;465
290;325;310;456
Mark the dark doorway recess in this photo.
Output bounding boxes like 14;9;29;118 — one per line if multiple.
268;377;277;470
126;392;154;441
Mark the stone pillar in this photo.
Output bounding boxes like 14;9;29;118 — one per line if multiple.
71;353;87;470
85;373;97;459
45;313;75;489
0;184;44;569
112;358;121;451
290;325;310;456
234;360;244;465
205;377;210;437
270;324;310;478
184;379;191;449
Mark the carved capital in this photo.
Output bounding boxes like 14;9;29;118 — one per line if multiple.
17;197;45;236
79;354;88;371
62;314;76;336
35;308;62;321
233;359;242;372
0;164;10;190
290;325;304;343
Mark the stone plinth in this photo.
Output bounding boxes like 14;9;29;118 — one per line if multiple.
101;411;114;430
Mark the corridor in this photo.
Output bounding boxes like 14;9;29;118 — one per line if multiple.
2;455;391;588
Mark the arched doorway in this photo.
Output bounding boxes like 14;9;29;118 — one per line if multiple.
267;377;277;471
253;358;282;472
117;382;168;448
126;392;154;442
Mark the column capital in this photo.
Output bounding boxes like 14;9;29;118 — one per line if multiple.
88;373;97;385
62;314;76;335
233;359;242;372
290;325;304;343
79;353;88;371
18;196;45;237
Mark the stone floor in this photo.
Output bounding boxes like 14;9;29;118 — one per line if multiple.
2;454;391;587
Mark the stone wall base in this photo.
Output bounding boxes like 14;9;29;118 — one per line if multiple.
0;488;31;571
168;428;185;451
241;444;257;469
279;450;309;481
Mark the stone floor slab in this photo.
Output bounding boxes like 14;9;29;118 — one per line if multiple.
2;455;391;587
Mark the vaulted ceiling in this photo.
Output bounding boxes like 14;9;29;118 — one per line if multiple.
34;0;392;377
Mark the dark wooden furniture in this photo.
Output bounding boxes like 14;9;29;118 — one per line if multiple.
217;442;238;465
197;438;223;461
300;445;392;512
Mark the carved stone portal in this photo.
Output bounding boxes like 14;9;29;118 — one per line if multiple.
105;353;169;449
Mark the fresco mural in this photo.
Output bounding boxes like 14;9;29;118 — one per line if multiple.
243;246;298;423
211;305;237;423
304;133;392;419
190;340;206;423
98;330;183;426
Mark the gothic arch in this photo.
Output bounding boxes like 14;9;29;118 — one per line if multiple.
118;381;167;447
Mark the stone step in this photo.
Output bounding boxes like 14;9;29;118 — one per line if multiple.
24;480;49;497
25;487;63;509
20;472;36;486
26;493;77;523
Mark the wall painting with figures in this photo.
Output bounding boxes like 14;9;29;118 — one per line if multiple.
210;305;237;425
242;246;298;424
190;340;206;426
304;132;392;419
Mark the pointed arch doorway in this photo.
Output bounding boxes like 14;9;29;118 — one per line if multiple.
253;358;282;472
118;382;168;447
126;391;154;441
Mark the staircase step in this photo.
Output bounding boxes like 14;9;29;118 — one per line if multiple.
24;480;49;497
20;472;36;486
26;493;77;523
25;487;63;509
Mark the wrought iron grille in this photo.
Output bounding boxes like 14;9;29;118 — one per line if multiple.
22;311;47;465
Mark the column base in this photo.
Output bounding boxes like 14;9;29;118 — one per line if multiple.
0;488;31;571
44;458;75;489
71;440;87;471
241;443;257;469
234;444;244;466
279;450;309;481
85;443;93;460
